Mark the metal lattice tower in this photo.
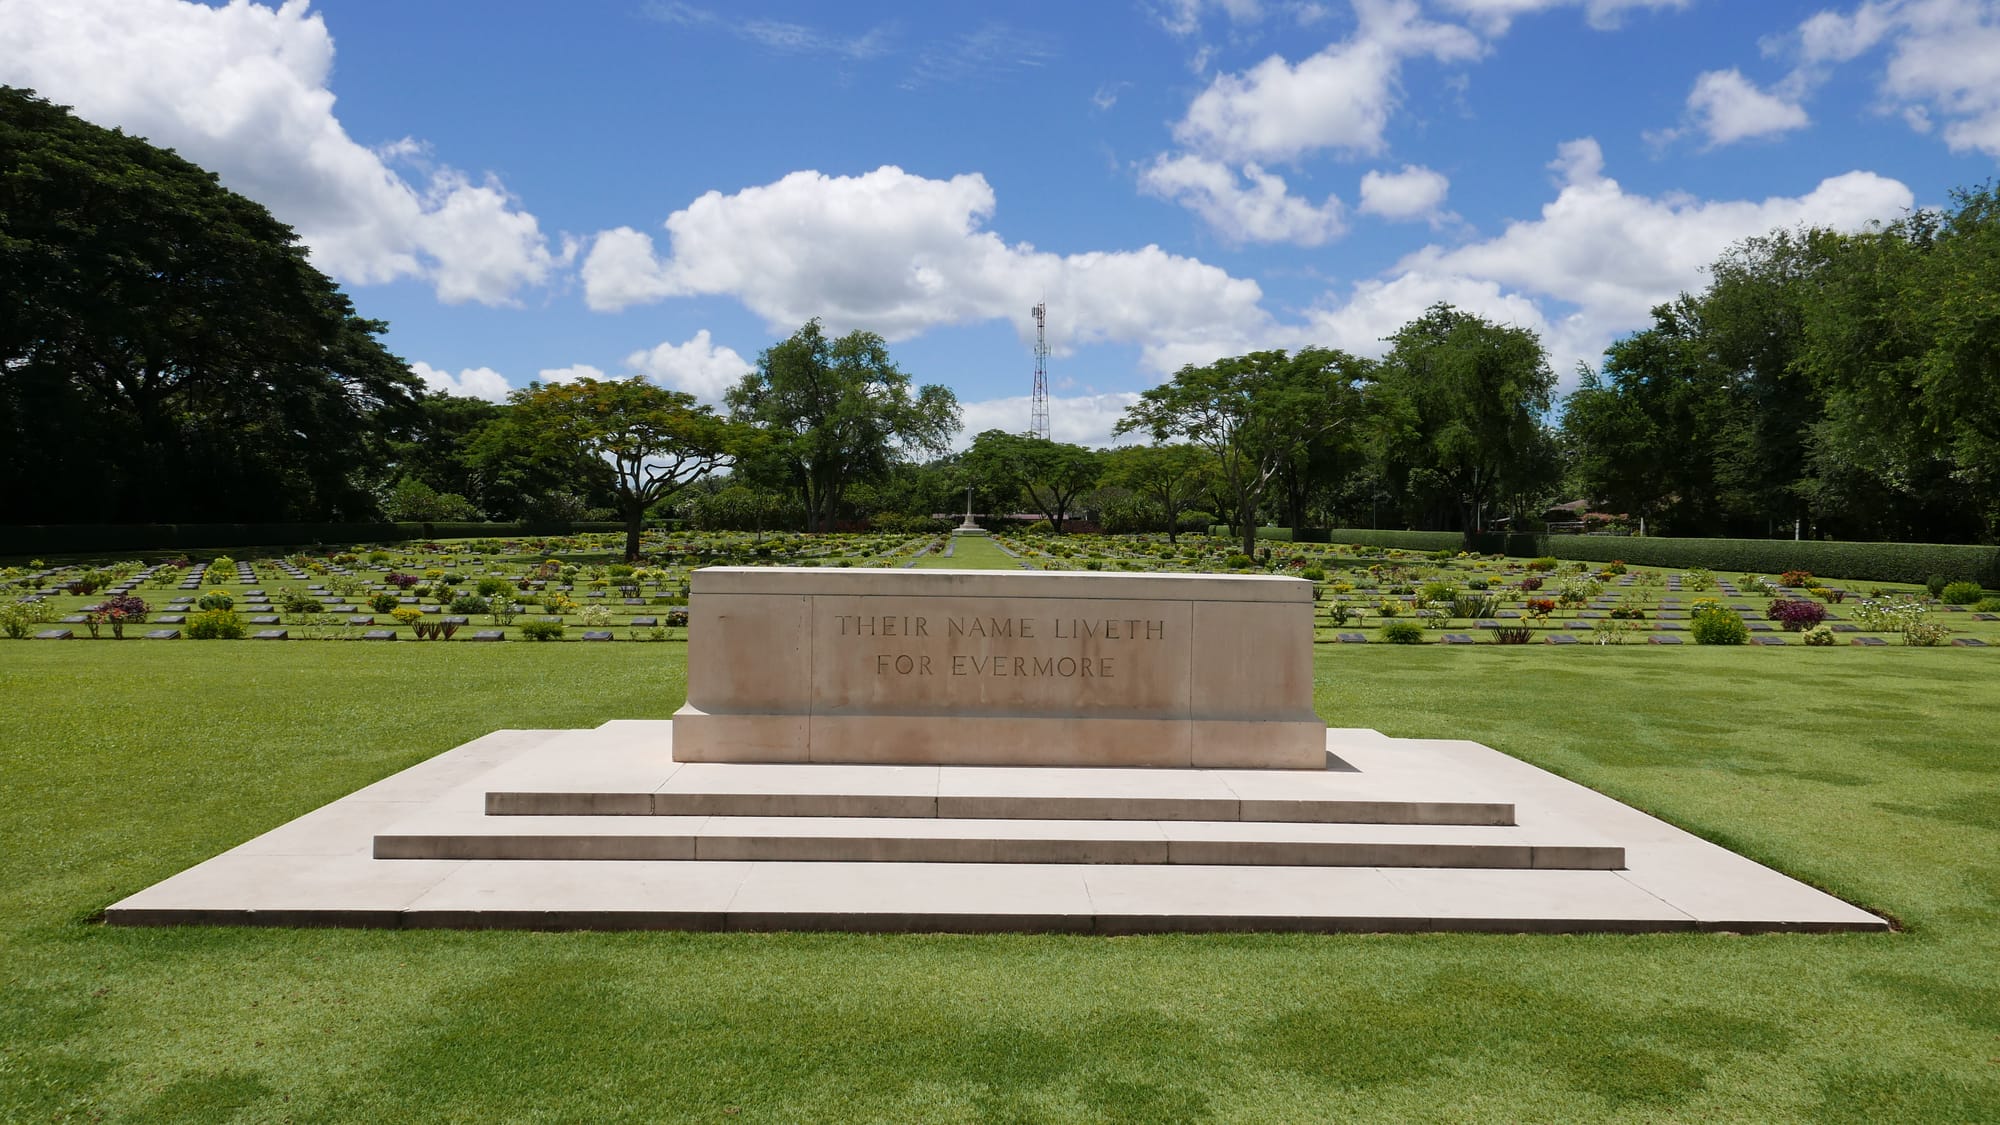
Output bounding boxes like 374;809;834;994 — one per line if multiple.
1029;301;1050;440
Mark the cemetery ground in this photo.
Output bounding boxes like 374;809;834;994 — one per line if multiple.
3;641;1997;1121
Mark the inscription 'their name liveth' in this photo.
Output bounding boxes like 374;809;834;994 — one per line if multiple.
832;615;1168;641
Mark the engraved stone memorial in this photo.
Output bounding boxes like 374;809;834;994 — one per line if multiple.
670;567;1326;768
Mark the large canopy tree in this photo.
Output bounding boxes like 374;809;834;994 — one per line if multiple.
1117;347;1367;558
1102;443;1211;544
726;320;959;531
506;377;738;560
0;87;421;523
963;430;1105;533
1372;304;1558;534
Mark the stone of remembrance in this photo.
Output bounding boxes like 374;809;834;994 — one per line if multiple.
671;567;1326;769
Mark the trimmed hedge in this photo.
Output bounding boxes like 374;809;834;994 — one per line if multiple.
0;521;628;557
1234;524;1998;586
1299;527;1997;587
1520;534;2000;588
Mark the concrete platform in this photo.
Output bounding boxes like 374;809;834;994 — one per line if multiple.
104;722;1889;934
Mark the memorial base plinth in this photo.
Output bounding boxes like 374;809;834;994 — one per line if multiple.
671;707;1328;769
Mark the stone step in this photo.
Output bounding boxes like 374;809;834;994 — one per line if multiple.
486;789;1515;825
374;815;1620;870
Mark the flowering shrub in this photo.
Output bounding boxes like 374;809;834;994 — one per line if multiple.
390;606;425;627
1519;575;1543;592
369;592;398;614
1767;598;1829;632
205;556;235;584
385;572;422;590
1525;598;1556;620
1526;557;1558;572
88;594;150;639
1780;570;1814;587
196;591;235;612
1903;619;1950;646
1604;560;1628;575
1557;576;1602;607
1691;604;1749;645
1380;620;1425;644
1802;624;1837;646
1683;568;1715;591
186;609;245;640
1978;597;2000;613
580;605;613;628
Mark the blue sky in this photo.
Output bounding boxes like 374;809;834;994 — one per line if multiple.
5;0;1996;444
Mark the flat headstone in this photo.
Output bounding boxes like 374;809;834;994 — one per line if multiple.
59;614;87;624
1565;622;1593;630
469;630;505;641
169;597;194;604
1494;610;1521;619
1951;637;1987;647
1647;635;1683;644
361;630;397;641
153;614;185;625
243;589;264;596
1747;622;1774;632
1442;634;1475;645
440;615;470;626
630;616;658;627
1750;636;1787;645
144;629;180;640
33;629;72;640
1473;620;1502;629
1973;613;1999;622
1546;633;1579;645
1851;636;1888;646
1938;605;1965;613
1831;624;1860;633
347;616;375;626
248;615;280;625
1576;610;1606;619
624;598;647;606
582;630;614;641
251;630;287;640
1335;633;1368;644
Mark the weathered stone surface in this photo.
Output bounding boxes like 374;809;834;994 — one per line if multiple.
673;568;1325;768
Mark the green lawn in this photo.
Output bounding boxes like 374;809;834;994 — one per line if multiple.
908;534;1026;570
3;644;1997;1122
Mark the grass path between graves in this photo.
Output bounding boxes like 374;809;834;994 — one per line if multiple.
908;533;1027;570
2;643;1996;1122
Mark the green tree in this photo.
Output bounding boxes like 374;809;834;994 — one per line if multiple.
1373;305;1557;535
507;377;736;560
1102;443;1211;544
963;431;1105;533
0;86;421;522
1117;347;1367;558
726;320;959;532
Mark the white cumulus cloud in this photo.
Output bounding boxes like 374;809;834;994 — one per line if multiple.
581;165;1273;375
1171;0;1483;163
1359;138;1913;378
413;362;513;402
1139;155;1347;245
0;0;564;305
624;331;755;403
1682;69;1810;147
1357;164;1452;221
